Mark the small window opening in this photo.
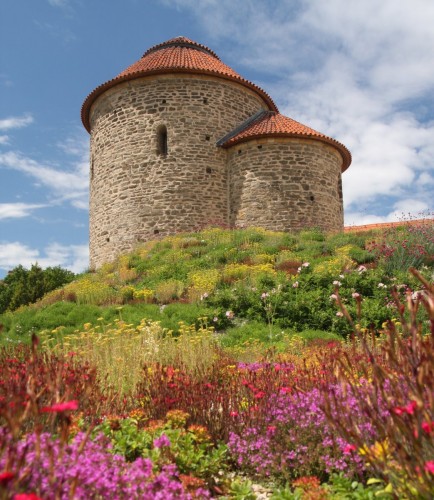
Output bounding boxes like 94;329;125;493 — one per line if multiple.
203;97;208;104
106;237;110;242
310;195;315;202
91;159;94;180
154;229;160;235
237;150;242;155
338;176;343;201
257;145;263;149
205;135;210;141
161;99;166;104
206;167;212;174
157;125;168;156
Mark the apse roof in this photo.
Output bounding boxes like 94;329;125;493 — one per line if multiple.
218;110;352;171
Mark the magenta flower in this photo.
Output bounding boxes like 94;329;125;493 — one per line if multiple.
40;400;79;413
153;434;171;448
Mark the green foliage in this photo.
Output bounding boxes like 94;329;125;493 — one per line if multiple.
0;264;74;313
96;413;228;485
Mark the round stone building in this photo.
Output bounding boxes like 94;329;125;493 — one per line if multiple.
82;37;351;269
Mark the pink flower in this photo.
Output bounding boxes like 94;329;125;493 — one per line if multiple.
352;292;361;299
40;400;79;413
329;294;337;301
343;444;357;454
393;400;417;416
230;411;239;417
254;391;266;399
336;311;344;317
267;425;277;434
424;461;434;474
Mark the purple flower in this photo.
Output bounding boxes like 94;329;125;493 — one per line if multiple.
153;433;171;448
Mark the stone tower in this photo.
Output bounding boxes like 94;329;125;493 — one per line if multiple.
82;37;351;269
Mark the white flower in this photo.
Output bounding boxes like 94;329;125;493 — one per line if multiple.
378;283;386;288
292;281;299;288
333;280;342;287
339;274;345;279
261;292;269;299
352;292;361;299
225;310;234;319
329;294;338;301
358;265;367;273
336;311;344;317
302;262;310;267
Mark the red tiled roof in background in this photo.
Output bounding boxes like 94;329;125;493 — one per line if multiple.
81;37;278;131
344;219;434;232
220;111;352;172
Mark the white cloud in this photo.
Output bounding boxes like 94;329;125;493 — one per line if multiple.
0;136;9;145
0;203;47;220
0;145;88;210
47;0;69;7
0;114;33;131
0;242;88;274
164;0;434;221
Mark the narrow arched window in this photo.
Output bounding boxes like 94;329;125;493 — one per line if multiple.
157;125;168;156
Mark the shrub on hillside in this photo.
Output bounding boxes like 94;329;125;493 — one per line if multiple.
0;264;75;313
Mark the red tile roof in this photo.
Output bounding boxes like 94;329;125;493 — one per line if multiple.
81;37;277;131
220;111;352;171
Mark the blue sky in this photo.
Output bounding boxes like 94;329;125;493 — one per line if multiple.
1;0;433;278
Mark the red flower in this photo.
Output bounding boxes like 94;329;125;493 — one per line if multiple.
424;461;434;474
254;391;266;399
14;494;43;500
40;400;79;413
280;387;292;394
422;421;434;434
0;471;14;485
393;400;417;416
230;411;239;417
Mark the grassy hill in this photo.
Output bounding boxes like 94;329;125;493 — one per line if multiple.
1;223;433;349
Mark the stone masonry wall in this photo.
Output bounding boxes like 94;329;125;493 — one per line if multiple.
89;74;268;268
228;138;344;232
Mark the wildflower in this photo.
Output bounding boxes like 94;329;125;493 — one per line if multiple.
153;434;171;448
0;471;14;485
352;292;361;299
225;310;234;319
329;294;337;301
267;425;277;434
14;495;43;500
230;411;239;417
377;283;387;288
292;281;299;288
343;444;357;454
213;317;218;322
333;280;342;286
358;265;367;273
261;292;269;299
40;400;79;413
425;461;434;474
254;391;266;399
392;400;417;416
280;387;292;394
422;421;434;434
336;312;344;317
302;262;310;267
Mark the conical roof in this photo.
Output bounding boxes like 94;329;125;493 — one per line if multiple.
218;111;351;171
81;37;277;131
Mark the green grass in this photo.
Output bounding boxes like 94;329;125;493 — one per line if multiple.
1;224;433;348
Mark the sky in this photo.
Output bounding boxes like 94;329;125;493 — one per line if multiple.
1;0;433;278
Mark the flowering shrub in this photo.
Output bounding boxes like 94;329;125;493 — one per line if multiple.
0;431;206;499
228;384;372;483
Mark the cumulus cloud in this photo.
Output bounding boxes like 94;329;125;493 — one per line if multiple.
0;114;33;131
0;132;89;210
0;203;47;220
0;242;88;274
164;0;434;221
